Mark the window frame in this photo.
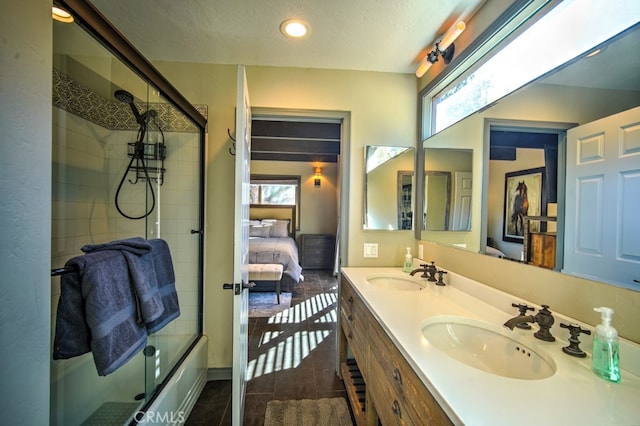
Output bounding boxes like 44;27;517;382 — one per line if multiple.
250;174;301;230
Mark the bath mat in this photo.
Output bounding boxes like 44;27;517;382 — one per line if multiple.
81;401;141;425
248;292;292;317
264;397;353;426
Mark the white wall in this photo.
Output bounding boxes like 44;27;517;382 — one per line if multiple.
0;0;52;422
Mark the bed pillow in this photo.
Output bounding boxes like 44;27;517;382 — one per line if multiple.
249;224;271;238
268;220;290;238
249;220;261;226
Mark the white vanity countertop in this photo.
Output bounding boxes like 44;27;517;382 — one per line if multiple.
341;266;640;426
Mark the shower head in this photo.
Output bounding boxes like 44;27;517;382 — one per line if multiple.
114;89;134;104
114;89;142;123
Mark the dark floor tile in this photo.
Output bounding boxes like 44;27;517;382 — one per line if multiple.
185;380;231;426
243;393;273;426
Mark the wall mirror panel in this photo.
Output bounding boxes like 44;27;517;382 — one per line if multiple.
364;146;414;230
420;23;640;290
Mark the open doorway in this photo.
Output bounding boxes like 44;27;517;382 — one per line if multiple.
250;108;350;276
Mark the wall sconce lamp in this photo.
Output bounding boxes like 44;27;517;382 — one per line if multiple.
314;167;322;188
416;21;466;78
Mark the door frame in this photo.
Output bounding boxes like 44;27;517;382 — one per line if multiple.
249;107;350;375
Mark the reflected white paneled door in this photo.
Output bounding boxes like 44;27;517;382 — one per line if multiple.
564;106;640;289
451;171;473;231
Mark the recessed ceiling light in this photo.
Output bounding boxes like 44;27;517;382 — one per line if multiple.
280;19;310;39
52;6;74;23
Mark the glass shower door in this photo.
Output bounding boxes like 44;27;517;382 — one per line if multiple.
51;10;204;424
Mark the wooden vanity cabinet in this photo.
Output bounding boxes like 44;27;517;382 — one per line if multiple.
339;274;452;425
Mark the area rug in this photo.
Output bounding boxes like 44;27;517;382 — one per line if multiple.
248;292;292;317
264;398;353;426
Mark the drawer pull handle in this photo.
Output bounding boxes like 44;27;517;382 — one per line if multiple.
393;368;403;385
392;400;402;418
348;332;353;339
348;296;354;303
348;315;353;321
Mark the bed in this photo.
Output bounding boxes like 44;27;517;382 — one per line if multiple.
249;205;303;292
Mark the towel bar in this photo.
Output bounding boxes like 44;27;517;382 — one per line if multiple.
51;266;76;276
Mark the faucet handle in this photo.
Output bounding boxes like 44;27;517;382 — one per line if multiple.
511;303;535;329
435;270;447;286
426;261;437;282
533;305;556;342
560;323;591;358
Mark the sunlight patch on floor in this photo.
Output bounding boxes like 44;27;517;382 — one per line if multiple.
267;292;337;324
247;329;333;380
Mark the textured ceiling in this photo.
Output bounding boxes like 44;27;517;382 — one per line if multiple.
89;0;486;74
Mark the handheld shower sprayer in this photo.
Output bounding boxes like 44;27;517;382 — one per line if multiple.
114;89;142;123
114;89;158;126
113;89;163;220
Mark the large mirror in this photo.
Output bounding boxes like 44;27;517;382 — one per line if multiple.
364;146;415;230
421;23;640;289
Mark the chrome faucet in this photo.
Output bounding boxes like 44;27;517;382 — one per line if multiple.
503;304;556;342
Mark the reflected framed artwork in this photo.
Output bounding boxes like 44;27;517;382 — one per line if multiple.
503;167;544;243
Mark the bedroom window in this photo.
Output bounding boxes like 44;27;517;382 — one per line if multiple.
250;176;300;206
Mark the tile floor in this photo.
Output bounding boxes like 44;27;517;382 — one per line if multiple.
186;270;350;425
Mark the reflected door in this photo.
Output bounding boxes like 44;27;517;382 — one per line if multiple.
451;172;473;231
564;106;640;289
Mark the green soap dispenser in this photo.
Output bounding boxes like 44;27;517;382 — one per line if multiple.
403;247;413;273
591;307;621;383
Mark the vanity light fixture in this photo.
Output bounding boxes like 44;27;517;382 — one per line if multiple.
52;6;74;23
314;167;322;188
416;21;466;78
280;19;310;39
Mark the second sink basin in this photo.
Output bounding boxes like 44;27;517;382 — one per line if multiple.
365;273;426;291
421;316;556;380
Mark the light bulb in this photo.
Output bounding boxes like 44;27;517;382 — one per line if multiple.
439;21;466;51
416;59;433;78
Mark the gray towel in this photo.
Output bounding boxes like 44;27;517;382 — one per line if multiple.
145;239;180;334
53;237;179;375
81;237;151;255
82;237;165;325
53;249;148;376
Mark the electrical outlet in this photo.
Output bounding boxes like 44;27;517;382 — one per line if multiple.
364;243;378;258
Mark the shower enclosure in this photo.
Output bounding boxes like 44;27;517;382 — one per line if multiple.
51;2;206;424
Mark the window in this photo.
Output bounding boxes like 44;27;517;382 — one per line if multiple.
250;175;301;226
250;181;297;205
432;0;640;133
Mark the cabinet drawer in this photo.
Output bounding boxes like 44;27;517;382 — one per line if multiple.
368;349;410;425
369;320;452;425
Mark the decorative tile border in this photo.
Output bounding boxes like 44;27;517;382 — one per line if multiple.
53;68;207;133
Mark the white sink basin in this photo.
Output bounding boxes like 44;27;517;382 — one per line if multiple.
421;316;556;380
365;273;426;291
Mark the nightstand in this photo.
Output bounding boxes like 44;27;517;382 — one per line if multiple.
300;234;335;269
